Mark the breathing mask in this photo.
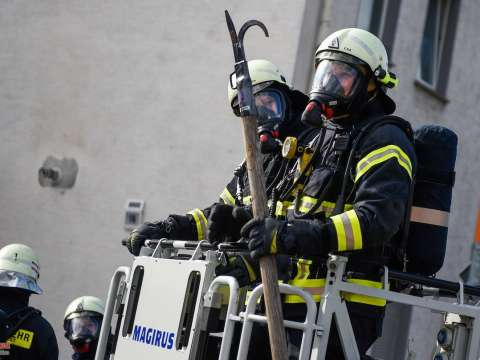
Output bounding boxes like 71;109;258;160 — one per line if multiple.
302;52;372;127
64;312;102;355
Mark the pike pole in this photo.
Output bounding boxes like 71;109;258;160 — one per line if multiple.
224;10;288;360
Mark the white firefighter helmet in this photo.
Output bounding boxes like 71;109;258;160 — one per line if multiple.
0;243;42;294
64;296;105;354
315;28;398;89
227;59;292;109
64;295;105;322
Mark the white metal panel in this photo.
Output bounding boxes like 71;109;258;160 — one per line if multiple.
114;256;215;360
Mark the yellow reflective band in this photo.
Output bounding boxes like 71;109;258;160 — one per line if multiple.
239;257;257;282
331;210;363;251
243;196;252;205
218;285;231;305
346;210;363;250
294;196;353;218
341;279;387;307
8;329;34;349
188;208;208;240
220;188;236;206
285;278;326;303
246;280;286;305
355;145;412;182
331;214;347;251
270;229;278;254
275;201;292;217
293;258;312;280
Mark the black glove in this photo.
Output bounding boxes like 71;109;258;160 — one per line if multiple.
126;217;178;255
242;218;329;259
215;255;259;287
207;204;252;245
241;217;288;259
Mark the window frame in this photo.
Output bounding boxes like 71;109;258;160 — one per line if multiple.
356;0;402;64
416;0;461;100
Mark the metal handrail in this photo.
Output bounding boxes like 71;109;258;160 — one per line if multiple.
95;266;130;360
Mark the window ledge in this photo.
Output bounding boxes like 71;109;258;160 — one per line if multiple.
414;78;449;104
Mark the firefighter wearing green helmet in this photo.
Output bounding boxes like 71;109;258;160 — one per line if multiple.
64;296;105;360
237;28;416;358
0;243;59;359
125;59;313;257
123;59;314;358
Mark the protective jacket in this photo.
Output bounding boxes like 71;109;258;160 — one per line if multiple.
273;98;416;309
171;121;316;242
0;291;59;360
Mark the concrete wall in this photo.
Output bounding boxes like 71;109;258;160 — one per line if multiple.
295;0;480;358
2;0;479;358
0;1;305;357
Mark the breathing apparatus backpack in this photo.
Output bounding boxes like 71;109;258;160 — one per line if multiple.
335;116;458;276
405;125;457;275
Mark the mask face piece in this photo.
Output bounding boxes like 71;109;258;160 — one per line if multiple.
68;316;100;339
64;313;102;355
255;89;286;125
312;60;362;101
309;56;370;121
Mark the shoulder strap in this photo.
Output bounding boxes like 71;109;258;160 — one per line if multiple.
333;115;415;269
331;114;413;216
0;307;41;342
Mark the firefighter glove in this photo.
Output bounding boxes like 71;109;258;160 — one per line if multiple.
207;204;252;245
242;218;329;259
215;254;258;287
241;217;290;259
126;217;178;255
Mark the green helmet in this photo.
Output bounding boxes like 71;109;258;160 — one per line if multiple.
227;59;291;109
315;28;398;89
64;295;105;322
0;243;42;294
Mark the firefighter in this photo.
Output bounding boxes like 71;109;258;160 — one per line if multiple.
237;28;416;359
64;296;105;360
0;243;59;360
125;59;313;260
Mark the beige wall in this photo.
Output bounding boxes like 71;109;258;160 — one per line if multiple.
0;1;305;357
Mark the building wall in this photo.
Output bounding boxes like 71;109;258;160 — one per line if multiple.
0;1;305;357
295;1;480;359
1;1;479;358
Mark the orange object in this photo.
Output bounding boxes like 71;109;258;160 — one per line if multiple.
476;206;480;244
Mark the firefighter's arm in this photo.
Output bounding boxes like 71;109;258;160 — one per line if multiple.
186;175;239;240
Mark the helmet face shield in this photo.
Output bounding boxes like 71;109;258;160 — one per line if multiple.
311;60;363;99
255;89;285;122
65;313;101;341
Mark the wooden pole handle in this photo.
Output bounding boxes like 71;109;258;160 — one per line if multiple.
240;115;288;360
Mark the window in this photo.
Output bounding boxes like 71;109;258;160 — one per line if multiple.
357;0;402;62
418;0;461;98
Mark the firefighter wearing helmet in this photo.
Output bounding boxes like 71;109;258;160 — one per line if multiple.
64;296;105;360
123;59;315;358
125;59;313;257
0;243;59;359
238;28;416;358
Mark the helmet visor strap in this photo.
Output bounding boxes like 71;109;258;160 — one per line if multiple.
311;60;362;99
